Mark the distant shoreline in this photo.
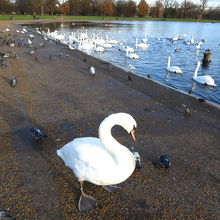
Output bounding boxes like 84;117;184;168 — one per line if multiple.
0;15;220;23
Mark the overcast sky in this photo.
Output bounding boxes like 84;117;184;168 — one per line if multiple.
10;0;220;8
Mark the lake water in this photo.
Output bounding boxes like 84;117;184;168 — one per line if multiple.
31;21;220;105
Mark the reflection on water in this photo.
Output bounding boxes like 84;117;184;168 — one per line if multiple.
30;21;220;105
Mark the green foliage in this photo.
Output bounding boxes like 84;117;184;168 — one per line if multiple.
0;15;219;22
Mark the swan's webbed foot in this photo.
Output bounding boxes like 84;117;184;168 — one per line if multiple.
78;191;96;211
78;182;96;211
102;184;121;192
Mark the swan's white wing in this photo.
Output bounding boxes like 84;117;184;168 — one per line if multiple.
196;75;216;86
57;137;117;185
166;66;182;73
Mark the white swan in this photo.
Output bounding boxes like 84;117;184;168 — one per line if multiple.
135;38;150;49
166;56;183;74
94;42;104;53
193;61;216;86
57;113;137;211
126;48;139;59
142;34;148;43
78;40;94;51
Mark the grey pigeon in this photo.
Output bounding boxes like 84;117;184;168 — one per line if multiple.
10;77;17;87
30;127;47;140
160;155;170;168
131;146;141;169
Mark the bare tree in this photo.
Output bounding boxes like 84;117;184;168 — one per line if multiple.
199;0;208;19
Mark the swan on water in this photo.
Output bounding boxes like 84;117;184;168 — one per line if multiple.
126;48;139;59
193;61;216;86
142;34;148;43
94;42;104;53
135;38;150;49
196;41;202;49
166;56;183;74
57;113;137;211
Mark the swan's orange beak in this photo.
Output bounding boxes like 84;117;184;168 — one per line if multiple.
130;129;136;141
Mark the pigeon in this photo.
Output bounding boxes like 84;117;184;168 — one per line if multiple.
90;66;95;76
30;127;47;140
131;146;141;169
159;155;170;168
182;104;191;116
10;77;17;87
0;210;14;220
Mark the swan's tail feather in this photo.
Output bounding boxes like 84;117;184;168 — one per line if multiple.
57;149;63;158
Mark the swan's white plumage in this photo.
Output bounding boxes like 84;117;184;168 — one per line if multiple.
57;113;136;186
193;61;216;86
166;56;182;74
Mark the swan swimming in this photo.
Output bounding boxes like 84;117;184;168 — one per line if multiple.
166;56;183;74
193;61;216;86
57;113;137;211
135;38;150;49
126;48;139;59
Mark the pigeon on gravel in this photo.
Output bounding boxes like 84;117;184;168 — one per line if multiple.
131;146;141;169
159;155;170;168
10;77;17;87
30;127;47;140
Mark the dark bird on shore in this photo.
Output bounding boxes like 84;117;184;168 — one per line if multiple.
14;53;19;59
147;74;152;79
0;210;15;220
128;74;132;81
83;58;86;62
30;127;47;140
130;146;141;169
182;104;191;116
160;155;170;168
185;106;191;116
188;90;193;94
0;58;7;68
11;77;17;87
90;66;95;76
198;98;205;102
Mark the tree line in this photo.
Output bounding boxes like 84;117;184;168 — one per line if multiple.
0;0;220;20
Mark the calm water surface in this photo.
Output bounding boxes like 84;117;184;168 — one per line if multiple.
33;21;220;105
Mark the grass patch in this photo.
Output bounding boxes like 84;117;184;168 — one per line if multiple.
0;14;219;23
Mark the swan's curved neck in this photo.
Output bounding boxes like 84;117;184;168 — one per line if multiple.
167;57;170;68
98;115;133;165
194;63;200;78
135;38;138;47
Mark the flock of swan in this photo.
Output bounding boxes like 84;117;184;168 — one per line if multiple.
31;25;217;88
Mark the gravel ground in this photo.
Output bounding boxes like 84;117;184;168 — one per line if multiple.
0;20;219;220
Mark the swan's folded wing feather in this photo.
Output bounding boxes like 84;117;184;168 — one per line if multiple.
58;137;117;184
